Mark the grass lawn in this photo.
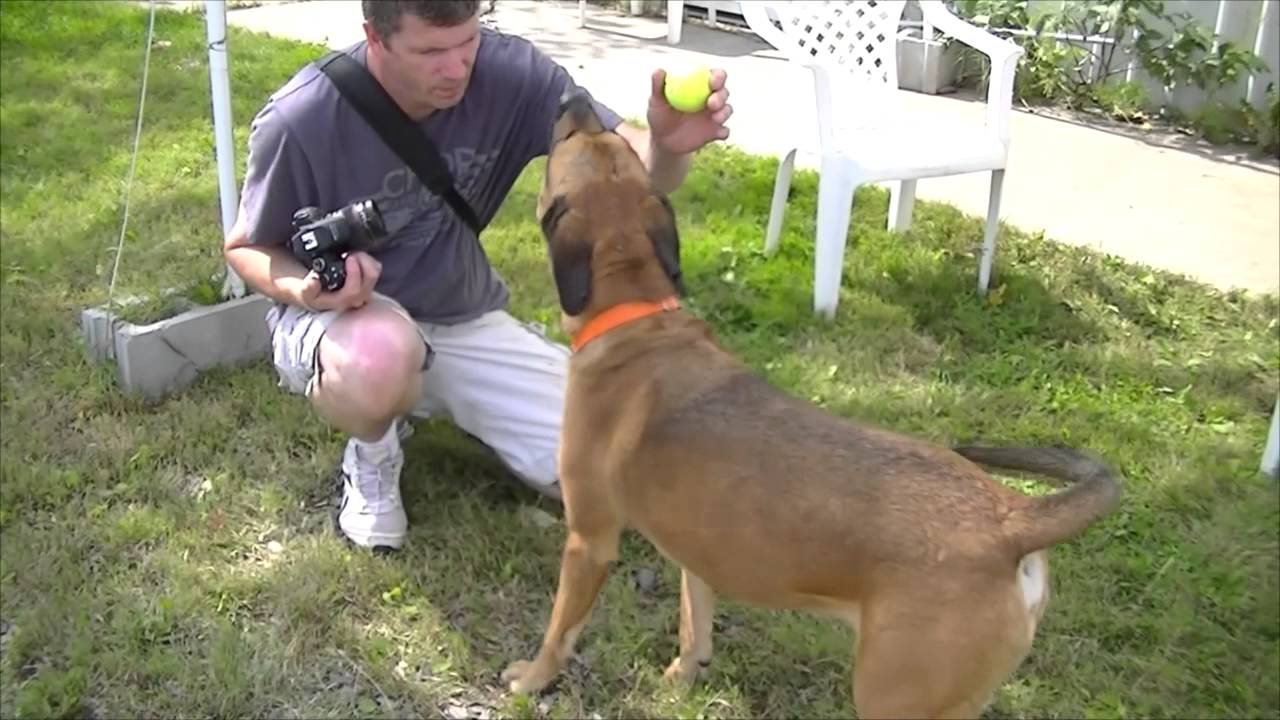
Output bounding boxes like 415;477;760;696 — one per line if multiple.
2;2;1278;718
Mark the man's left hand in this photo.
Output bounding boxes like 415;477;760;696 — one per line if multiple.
646;68;732;156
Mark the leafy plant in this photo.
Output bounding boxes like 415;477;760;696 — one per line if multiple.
1093;80;1150;121
947;0;1273;146
1132;8;1269;103
1236;82;1280;156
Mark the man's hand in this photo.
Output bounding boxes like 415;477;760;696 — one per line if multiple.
294;251;381;312
646;68;732;156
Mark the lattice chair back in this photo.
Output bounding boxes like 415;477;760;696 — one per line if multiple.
744;1;909;83
742;1;911;145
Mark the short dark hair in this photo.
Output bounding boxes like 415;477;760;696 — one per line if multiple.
362;1;481;40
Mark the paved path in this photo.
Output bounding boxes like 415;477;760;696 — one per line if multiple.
224;0;1280;295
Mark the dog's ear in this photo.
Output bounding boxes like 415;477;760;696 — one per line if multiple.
648;194;685;297
540;195;593;315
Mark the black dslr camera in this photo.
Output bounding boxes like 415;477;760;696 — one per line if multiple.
289;199;389;291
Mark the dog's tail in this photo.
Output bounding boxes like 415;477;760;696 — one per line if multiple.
952;446;1121;556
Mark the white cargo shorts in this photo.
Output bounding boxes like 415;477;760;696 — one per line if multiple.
265;293;569;490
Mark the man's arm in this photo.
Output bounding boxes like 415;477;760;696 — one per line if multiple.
617;68;731;196
616;122;693;196
223;104;379;311
223;213;311;306
222;105;318;307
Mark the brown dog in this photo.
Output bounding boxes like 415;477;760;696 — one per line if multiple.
501;90;1122;719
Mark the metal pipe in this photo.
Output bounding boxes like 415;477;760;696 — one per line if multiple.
205;0;246;299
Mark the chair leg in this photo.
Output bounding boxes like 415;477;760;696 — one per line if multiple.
764;148;797;256
978;169;1005;294
813;158;857;319
578;0;586;27
887;179;916;233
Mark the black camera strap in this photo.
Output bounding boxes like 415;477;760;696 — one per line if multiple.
315;49;483;236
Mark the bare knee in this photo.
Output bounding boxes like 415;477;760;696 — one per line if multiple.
313;304;425;430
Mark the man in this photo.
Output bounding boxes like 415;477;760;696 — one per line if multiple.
223;0;731;553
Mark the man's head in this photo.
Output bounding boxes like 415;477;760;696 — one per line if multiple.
361;1;482;118
538;90;684;328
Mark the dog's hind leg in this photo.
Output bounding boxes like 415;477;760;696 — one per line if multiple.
663;568;716;684
850;588;1034;720
502;526;621;694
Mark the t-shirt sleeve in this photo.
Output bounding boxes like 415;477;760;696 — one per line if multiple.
237;102;318;247
520;44;625;159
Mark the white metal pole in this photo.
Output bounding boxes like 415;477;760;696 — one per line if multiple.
1263;397;1280;480
1248;0;1278;108
206;0;246;299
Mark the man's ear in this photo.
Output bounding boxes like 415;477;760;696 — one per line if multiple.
540;195;593;315
648;194;685;296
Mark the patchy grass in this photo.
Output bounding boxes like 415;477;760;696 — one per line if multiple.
2;2;1278;719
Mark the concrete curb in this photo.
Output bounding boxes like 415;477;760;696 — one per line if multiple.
80;294;273;401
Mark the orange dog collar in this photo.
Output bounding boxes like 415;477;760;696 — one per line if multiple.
570;296;681;352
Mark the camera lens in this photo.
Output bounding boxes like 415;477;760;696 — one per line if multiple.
356;200;386;236
345;199;387;248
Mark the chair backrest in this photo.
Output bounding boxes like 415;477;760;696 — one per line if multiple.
741;1;912;145
740;1;910;87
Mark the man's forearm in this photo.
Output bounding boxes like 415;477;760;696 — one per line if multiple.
645;137;692;195
618;123;692;195
225;244;306;305
224;241;310;306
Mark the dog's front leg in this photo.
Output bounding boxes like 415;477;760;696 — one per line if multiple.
503;529;617;694
663;568;716;684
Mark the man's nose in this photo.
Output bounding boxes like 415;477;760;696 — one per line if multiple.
441;48;469;80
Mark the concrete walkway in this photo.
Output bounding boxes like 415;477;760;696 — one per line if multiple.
224;0;1280;296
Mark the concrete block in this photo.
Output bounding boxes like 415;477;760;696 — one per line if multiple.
80;294;273;401
80;307;118;363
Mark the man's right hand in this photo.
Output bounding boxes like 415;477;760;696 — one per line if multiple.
294;251;382;312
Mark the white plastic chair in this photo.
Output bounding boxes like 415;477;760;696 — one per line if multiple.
578;0;685;44
741;0;1023;318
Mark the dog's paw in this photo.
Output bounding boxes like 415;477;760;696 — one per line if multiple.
662;656;709;685
501;658;556;695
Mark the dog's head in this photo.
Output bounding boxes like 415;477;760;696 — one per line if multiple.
537;89;684;333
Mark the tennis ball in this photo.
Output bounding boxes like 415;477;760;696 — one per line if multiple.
663;67;712;113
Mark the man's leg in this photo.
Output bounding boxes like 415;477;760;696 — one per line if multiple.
267;294;430;551
411;311;568;500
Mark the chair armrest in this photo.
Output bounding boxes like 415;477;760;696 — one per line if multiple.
918;0;1021;64
919;0;1023;144
740;2;806;64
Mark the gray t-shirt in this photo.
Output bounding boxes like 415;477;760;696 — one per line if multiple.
238;29;623;324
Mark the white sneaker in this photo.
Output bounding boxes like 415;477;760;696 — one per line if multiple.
336;422;407;552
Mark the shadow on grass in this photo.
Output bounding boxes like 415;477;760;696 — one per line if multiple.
357;426;861;719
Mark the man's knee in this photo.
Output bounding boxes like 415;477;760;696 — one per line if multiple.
314;303;427;421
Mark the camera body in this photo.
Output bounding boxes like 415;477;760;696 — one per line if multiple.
289;199;388;292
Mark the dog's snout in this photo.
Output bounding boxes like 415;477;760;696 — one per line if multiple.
558;88;590;117
558;87;596;126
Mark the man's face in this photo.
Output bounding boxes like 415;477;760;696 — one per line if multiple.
364;12;480;115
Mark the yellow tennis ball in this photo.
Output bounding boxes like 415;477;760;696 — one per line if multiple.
663;67;712;113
